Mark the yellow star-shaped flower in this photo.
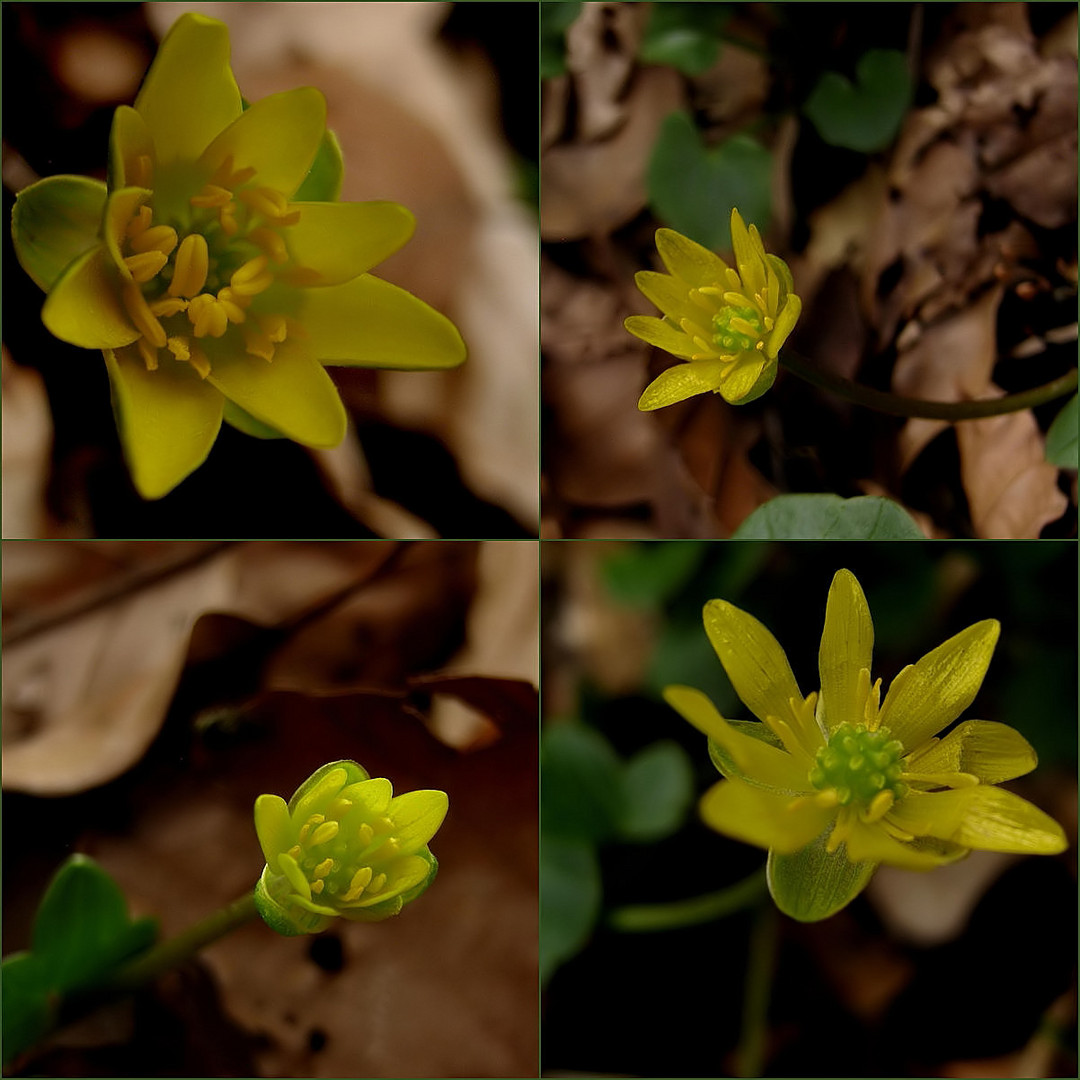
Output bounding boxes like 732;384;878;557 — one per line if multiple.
12;13;465;499
666;569;1066;921
626;209;801;409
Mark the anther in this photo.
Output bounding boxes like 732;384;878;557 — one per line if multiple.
249;226;290;264
129;224;178;256
310;820;340;846
190;184;233;209
124;251;168;283
187;294;229;338
369;872;387;895
313;858;334;879
166;336;190;361
229;255;274;297
168;234;210;298
150;297;188;319
122;282;167;348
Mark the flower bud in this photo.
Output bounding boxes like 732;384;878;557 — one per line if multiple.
253;760;447;936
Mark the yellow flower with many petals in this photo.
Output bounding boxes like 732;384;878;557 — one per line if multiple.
665;569;1067;921
11;13;465;499
626;209;800;409
254;760;447;936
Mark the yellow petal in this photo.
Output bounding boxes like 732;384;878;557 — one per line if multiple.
135;13;242;165
205;338;346;449
842;814;963;870
714;351;768;404
729;209;766;299
253;794;292;870
663;685;814;791
284;200;415;285
700;779;834;854
703;598;808;741
763;292;801;359
105;347;223;498
633;269;699;325
637;359;728;410
108;105;155;189
387;790;449;854
198;87;326;199
654;228;731;288
624;315;699;359
818;569;874;733
903;720;1037;784
341;777;394;816
878;620;1000;750
42;246;139;350
888;787;1067;855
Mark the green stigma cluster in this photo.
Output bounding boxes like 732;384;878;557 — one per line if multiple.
712;304;764;353
809;722;908;808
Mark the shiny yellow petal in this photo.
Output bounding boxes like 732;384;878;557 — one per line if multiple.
135;13;242;164
633;270;699;325
729;208;766;299
205;337;346;449
386;790;449;854
714;351;768;404
108;105;155;189
763;292;801;359
903;720;1038;784
818;569;874;733
654;227;731;288
878;620;1000;750
284;201;415;285
199;87;326;198
341;777;394;816
253;794;292;871
105;347;224;498
888;787;1067;855
637;359;727;410
842;815;962;870
299;274;466;370
664;685;814;791
703;598;807;738
624;315;699;359
42;245;139;350
700;779;833;854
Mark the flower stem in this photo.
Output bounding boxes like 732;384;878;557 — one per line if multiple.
779;349;1078;420
735;902;779;1078
607;867;768;932
106;891;259;992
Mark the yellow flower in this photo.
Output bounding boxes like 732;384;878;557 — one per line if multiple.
11;13;465;499
626;209;800;409
665;569;1067;921
254;760;447;935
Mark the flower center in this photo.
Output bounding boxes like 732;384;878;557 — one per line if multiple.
287;800;402;903
712;304;765;353
809;722;908;808
116;155;305;378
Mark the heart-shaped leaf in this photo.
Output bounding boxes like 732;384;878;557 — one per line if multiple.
732;494;925;539
804;48;912;153
647;110;772;252
639;3;732;76
1045;393;1078;467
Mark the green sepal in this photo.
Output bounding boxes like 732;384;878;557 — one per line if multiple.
766;830;876;922
11;175;108;292
294;128;345;203
254;871;331;937
1;953;55;1066
725;356;777;405
287;759;369;815
222;398;288;440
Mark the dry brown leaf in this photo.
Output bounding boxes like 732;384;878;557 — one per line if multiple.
83;693;537;1078
2;352;53;540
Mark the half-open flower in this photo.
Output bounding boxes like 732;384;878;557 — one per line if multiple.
665;569;1066;921
626;209;800;409
11;13;465;498
254;760;447;935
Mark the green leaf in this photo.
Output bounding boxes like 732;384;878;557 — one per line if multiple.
540;2;583;79
1;953;55;1065
618;740;695;841
804;48;912;153
541;724;625;842
1045;393;1078;467
540;834;601;983
223;398;288;440
32;855;157;992
639;3;731;76
11;175;108;292
602;541;707;608
731;494;924;539
648;111;772;252
766;832;876;921
293;127;345;203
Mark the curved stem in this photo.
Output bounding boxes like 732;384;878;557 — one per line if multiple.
607;867;767;932
779;349;1078;420
735;903;779;1078
105;891;259;992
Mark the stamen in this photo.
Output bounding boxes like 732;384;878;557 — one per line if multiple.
313;858;334;879
166;336;190;361
130;154;153;188
863;790;894;823
187;343;211;379
215;287;247;324
168;234;210;298
369;872;387;894
249;226;290;264
190;184;233;209
310;820;340;846
218;202;239;237
187;294;229;338
122;282;167;348
286;845;302;861
125;205;153;240
124;251;168;283
238;186;289;219
136;336;159;372
128;224;178;256
229;255;274;297
149;297;188;319
310;879;325;895
357;823;374;846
